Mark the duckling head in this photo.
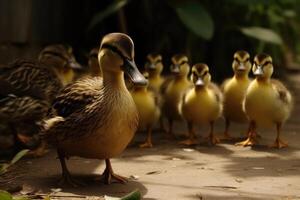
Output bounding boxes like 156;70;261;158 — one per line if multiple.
252;53;273;81
170;54;190;77
99;33;147;86
88;47;102;76
232;50;251;76
145;53;163;76
191;63;211;88
39;44;82;84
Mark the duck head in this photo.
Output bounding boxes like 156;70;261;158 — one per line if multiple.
252;53;273;81
170;54;190;77
99;33;147;86
145;53;163;76
232;50;251;76
39;44;82;85
191;63;211;88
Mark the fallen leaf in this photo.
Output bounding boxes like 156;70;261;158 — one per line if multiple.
129;175;139;180
252;167;264;170
104;189;141;200
204;185;238;189
146;171;162;175
235;178;243;183
50;188;62;193
183;148;195;152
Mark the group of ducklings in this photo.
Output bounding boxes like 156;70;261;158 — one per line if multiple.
132;50;293;149
0;33;293;187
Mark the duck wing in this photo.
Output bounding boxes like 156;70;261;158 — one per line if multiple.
52;76;103;118
0;59;62;102
209;83;223;103
271;79;293;105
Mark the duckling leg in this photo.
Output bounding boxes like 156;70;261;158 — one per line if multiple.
165;118;175;139
235;121;258;147
102;159;128;184
223;118;234;140
207;121;220;145
140;126;153;148
159;117;167;133
179;122;199;145
57;149;83;187
269;123;288;148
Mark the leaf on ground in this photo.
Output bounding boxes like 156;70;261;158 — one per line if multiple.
129;175;139;180
104;189;141;200
204;185;238;189
252;167;264;170
183;148;195;152
0;190;12;200
146;171;162;175
10;150;30;165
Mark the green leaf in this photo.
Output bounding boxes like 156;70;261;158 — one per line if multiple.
173;1;214;40
240;27;283;45
0;190;13;200
121;190;141;200
104;190;141;200
10;149;29;165
88;0;129;31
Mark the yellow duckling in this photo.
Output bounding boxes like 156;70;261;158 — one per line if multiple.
222;50;251;139
162;54;192;138
236;53;293;148
38;44;82;85
145;53;164;93
43;33;147;186
180;64;223;145
131;73;160;148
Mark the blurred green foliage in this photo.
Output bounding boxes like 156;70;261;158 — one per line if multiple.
87;0;300;80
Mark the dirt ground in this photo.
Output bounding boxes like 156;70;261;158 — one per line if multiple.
6;73;300;200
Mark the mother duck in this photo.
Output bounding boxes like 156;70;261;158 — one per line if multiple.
43;33;147;185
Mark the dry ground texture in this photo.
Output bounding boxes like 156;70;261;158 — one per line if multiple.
1;73;300;200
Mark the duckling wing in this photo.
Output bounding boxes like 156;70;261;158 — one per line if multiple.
220;78;230;92
0;94;49;122
160;75;174;94
0;59;62;101
52;77;103;117
209;83;223;103
271;79;293;105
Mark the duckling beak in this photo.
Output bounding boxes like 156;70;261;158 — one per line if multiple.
68;59;83;70
195;77;204;86
237;63;246;71
171;64;180;74
253;65;264;76
148;63;156;70
123;59;148;86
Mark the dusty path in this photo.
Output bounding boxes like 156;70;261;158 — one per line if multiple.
7;73;300;200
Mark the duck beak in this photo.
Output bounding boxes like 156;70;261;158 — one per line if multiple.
253;65;264;76
195;77;204;86
237;63;246;71
171;64;180;74
68;59;83;70
123;59;148;86
148;63;156;70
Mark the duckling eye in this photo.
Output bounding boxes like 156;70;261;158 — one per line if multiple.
203;71;208;76
179;60;188;66
264;61;272;66
155;60;162;65
234;58;239;62
245;58;250;62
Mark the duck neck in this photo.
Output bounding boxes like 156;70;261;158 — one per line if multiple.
256;77;271;85
175;74;188;82
149;72;160;79
195;85;207;93
234;73;248;81
133;86;147;93
102;70;127;91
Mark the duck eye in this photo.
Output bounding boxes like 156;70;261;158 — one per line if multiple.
264;61;272;66
203;71;208;76
155;60;162;65
180;60;188;66
245;58;250;62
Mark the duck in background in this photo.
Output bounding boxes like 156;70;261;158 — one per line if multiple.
236;53;293;148
88;47;102;77
38;44;82;86
42;33;147;186
180;64;223;145
162;54;192;138
131;72;160;148
221;50;251;140
145;53;164;93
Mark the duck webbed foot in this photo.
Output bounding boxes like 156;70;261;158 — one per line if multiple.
102;159;128;184
269;138;288;149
